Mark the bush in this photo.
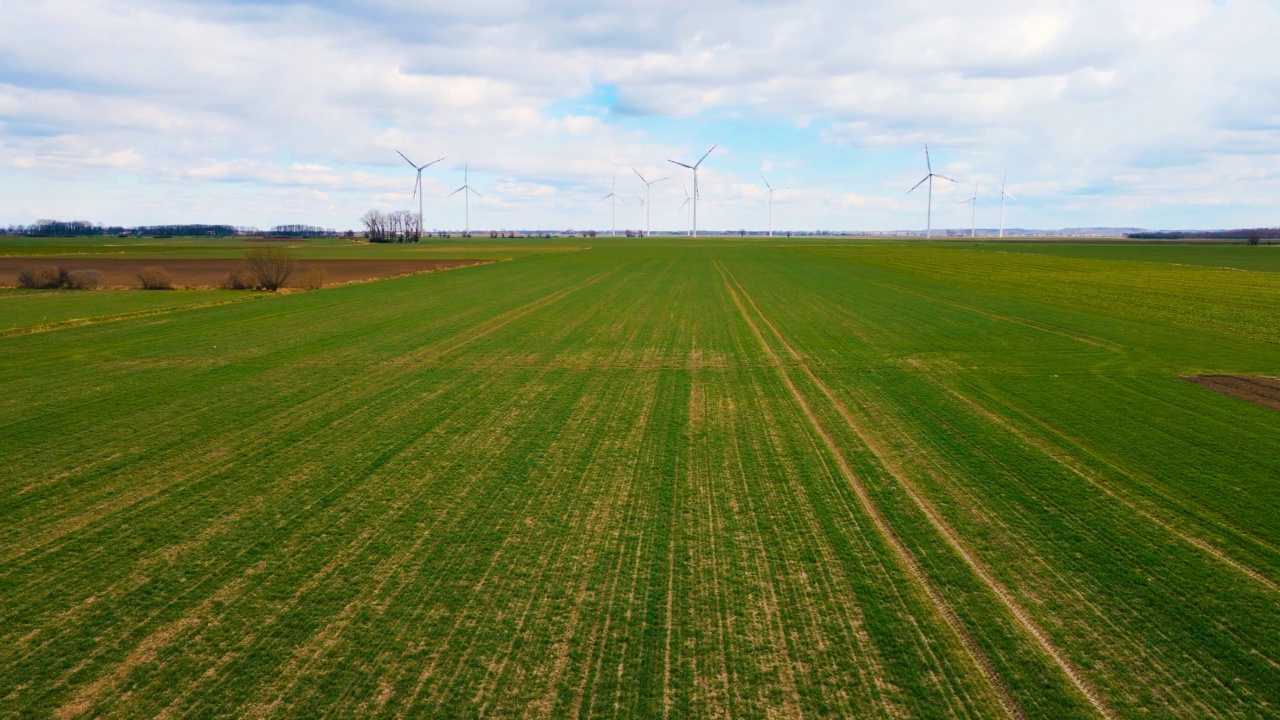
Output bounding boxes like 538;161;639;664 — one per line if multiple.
17;264;65;289
64;269;102;289
245;248;295;291
220;269;257;290
137;266;174;290
302;266;327;290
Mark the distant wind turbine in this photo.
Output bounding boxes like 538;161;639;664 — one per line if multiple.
761;173;776;237
396;149;445;238
632;168;669;237
958;180;979;238
677;183;692;236
446;164;482;236
998;172;1017;238
599;173;622;236
667;145;715;237
907;145;958;238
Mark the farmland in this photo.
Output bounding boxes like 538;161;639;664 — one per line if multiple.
1;239;1276;718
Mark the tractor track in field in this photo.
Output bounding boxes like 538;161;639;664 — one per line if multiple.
913;367;1279;594
0;295;267;338
713;261;1028;720
718;262;1118;719
390;267;618;366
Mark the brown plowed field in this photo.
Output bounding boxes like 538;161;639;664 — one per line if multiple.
1185;375;1280;411
0;258;491;289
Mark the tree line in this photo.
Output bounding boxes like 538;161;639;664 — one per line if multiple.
1;220;343;238
1127;228;1279;244
360;210;422;243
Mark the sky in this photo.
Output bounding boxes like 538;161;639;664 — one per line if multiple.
1;0;1278;233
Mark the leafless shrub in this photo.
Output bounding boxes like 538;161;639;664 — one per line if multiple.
245;247;295;291
64;269;102;289
138;266;174;290
302;266;327;290
17;264;66;289
220;268;257;290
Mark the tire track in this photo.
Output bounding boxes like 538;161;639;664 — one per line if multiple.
713;261;1028;720
718;262;1114;720
914;367;1279;594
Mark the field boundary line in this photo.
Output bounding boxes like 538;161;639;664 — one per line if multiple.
0;295;267;338
721;263;1117;719
712;261;1026;720
918;369;1279;593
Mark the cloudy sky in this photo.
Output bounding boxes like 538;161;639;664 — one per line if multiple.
2;0;1277;232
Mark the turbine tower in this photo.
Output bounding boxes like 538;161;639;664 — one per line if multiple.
396;150;445;239
998;172;1017;238
907;144;957;238
678;183;693;236
958;180;979;238
632;168;669;237
667;145;715;237
761;173;775;237
599;173;622;236
447;164;482;236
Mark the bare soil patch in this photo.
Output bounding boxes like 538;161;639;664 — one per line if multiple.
1185;375;1280;411
0;258;490;289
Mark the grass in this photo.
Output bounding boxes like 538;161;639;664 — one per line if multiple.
0;289;262;335
0;239;1275;718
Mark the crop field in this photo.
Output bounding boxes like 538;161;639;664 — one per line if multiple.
1;240;1276;718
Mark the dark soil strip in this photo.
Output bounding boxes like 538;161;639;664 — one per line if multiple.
1185;375;1280;411
0;258;491;289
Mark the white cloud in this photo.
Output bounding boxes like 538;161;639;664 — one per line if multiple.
0;0;1277;230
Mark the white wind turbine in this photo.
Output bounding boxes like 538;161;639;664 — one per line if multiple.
632;167;669;237
761;173;777;237
907;145;958;238
599;173;623;236
396;150;445;238
446;164;482;236
667;145;715;237
677;183;693;236
998;172;1017;238
958;180;980;238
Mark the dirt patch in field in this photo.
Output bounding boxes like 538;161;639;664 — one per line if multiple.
0;258;491;289
242;237;309;243
1185;375;1280;411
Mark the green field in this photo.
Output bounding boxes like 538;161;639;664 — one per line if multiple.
1;240;1276;718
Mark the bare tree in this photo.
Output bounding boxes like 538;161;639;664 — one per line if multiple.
245;248;295;291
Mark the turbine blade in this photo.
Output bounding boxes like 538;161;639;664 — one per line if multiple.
396;149;417;168
1005;191;1017;200
761;173;772;189
448;187;465;196
421;156;446;169
936;174;959;184
655;176;669;184
925;144;931;173
694;144;716;168
632;167;647;184
668;159;694;169
470;188;483;198
599;193;613;202
907;176;929;194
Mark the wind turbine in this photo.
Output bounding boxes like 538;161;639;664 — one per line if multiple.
677;183;693;236
632;168;669;237
667;145;715;237
599;173;623;236
761;173;776;237
958;180;979;238
396;150;445;239
447;164;482;236
907;144;957;238
998;172;1017;238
